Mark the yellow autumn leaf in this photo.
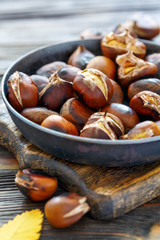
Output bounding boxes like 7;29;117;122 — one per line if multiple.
0;209;43;240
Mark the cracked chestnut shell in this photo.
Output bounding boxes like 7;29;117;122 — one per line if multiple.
73;69;113;109
60;98;94;131
102;103;139;133
101;29;146;61
45;193;90;228
68;45;95;70
80;112;124;139
121;121;160;139
8;71;38;112
39;72;74;111
116;51;158;87
15;169;57;201
130;90;160;120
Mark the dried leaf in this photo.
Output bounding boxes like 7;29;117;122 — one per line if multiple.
0;209;43;240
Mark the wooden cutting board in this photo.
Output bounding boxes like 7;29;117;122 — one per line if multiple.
1;101;160;221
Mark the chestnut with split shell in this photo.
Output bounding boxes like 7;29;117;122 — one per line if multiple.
73;68;113;109
121;121;160;139
116;51;158;87
80;112;124;139
130;90;160;120
15;169;57;202
8;71;38;112
45;193;90;228
101;30;146;61
39;72;74;111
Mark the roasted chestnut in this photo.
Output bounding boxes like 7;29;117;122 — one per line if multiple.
68;45;95;69
45;193;90;228
128;78;160;100
102;103;139;133
73;69;113;109
145;53;160;79
39;72;74;111
130;90;160;120
60;98;94;131
15;169;57;201
30;74;49;92
21;107;58;125
116;51;158;87
8;71;38;112
121;121;160;139
57;65;81;83
109;79;124;104
86;55;116;80
101;30;146;61
131;13;160;40
80;112;124;139
41;115;79;136
36;61;66;78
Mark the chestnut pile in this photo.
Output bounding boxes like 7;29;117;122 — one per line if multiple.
7;28;160;140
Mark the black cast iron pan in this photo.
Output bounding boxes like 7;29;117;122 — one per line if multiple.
1;39;160;167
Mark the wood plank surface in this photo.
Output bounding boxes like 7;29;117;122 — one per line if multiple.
0;0;160;239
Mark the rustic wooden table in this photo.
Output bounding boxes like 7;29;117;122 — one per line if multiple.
0;0;160;239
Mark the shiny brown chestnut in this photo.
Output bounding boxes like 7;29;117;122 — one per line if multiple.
60;98;94;131
130;90;160;120
145;53;160;79
116;51;158;87
86;56;116;80
36;61;66;78
30;74;49;92
39;72;74;111
131;13;160;40
101;29;146;61
21;107;58;125
102;103;139;133
73;69;113;109
41;115;79;136
15;169;57;201
121;121;160;139
109;79;124;104
80;28;105;39
67;45;95;70
45;193;90;228
57;65;81;83
128;78;160;100
80;112;124;139
8;71;38;112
